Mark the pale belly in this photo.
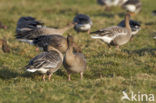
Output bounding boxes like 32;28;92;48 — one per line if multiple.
75;24;91;31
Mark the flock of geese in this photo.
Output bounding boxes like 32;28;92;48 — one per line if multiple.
1;0;155;81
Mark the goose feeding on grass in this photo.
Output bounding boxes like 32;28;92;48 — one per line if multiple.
25;46;63;81
73;14;92;34
97;0;128;10
63;35;86;81
122;0;141;15
118;19;141;39
16;16;74;44
32;35;81;53
91;13;132;49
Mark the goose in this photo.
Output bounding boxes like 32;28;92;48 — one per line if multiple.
63;35;86;81
91;13;132;49
32;35;81;53
97;0;128;10
122;0;141;15
16;16;74;44
118;19;141;37
25;46;63;81
73;14;92;34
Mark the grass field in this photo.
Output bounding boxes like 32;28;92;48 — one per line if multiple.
0;0;156;103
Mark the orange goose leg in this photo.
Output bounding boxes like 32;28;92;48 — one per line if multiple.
42;74;46;81
68;72;71;81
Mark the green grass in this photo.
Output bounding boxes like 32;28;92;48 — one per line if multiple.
0;0;156;103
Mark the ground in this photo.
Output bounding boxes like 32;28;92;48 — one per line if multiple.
0;0;156;103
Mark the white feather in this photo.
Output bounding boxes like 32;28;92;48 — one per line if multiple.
131;30;139;35
27;68;48;73
105;0;120;6
91;35;113;43
18;39;34;45
126;5;136;12
75;24;91;31
26;69;37;72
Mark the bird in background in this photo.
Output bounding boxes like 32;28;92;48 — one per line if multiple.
15;16;74;44
91;13;132;49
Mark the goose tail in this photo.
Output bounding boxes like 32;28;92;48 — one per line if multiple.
26;69;37;72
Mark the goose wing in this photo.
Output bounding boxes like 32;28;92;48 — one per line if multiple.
123;0;140;6
16;16;44;40
16;16;43;31
26;51;62;70
91;26;128;37
33;35;65;50
73;14;92;24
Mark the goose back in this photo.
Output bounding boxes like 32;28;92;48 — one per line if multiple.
26;50;63;74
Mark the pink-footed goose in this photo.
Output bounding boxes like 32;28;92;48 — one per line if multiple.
16;16;74;44
91;13;132;49
63;35;86;81
73;14;92;34
25;46;63;81
32;35;81;53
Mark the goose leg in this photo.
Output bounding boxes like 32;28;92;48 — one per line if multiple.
80;72;83;80
68;72;71;81
42;74;46;81
87;29;90;34
48;73;53;81
36;47;39;52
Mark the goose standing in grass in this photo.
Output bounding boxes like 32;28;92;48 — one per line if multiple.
32;35;81;53
73;14;92;34
118;19;141;39
91;14;132;49
97;0;128;10
122;0;141;15
25;46;63;81
63;35;86;81
16;16;74;44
